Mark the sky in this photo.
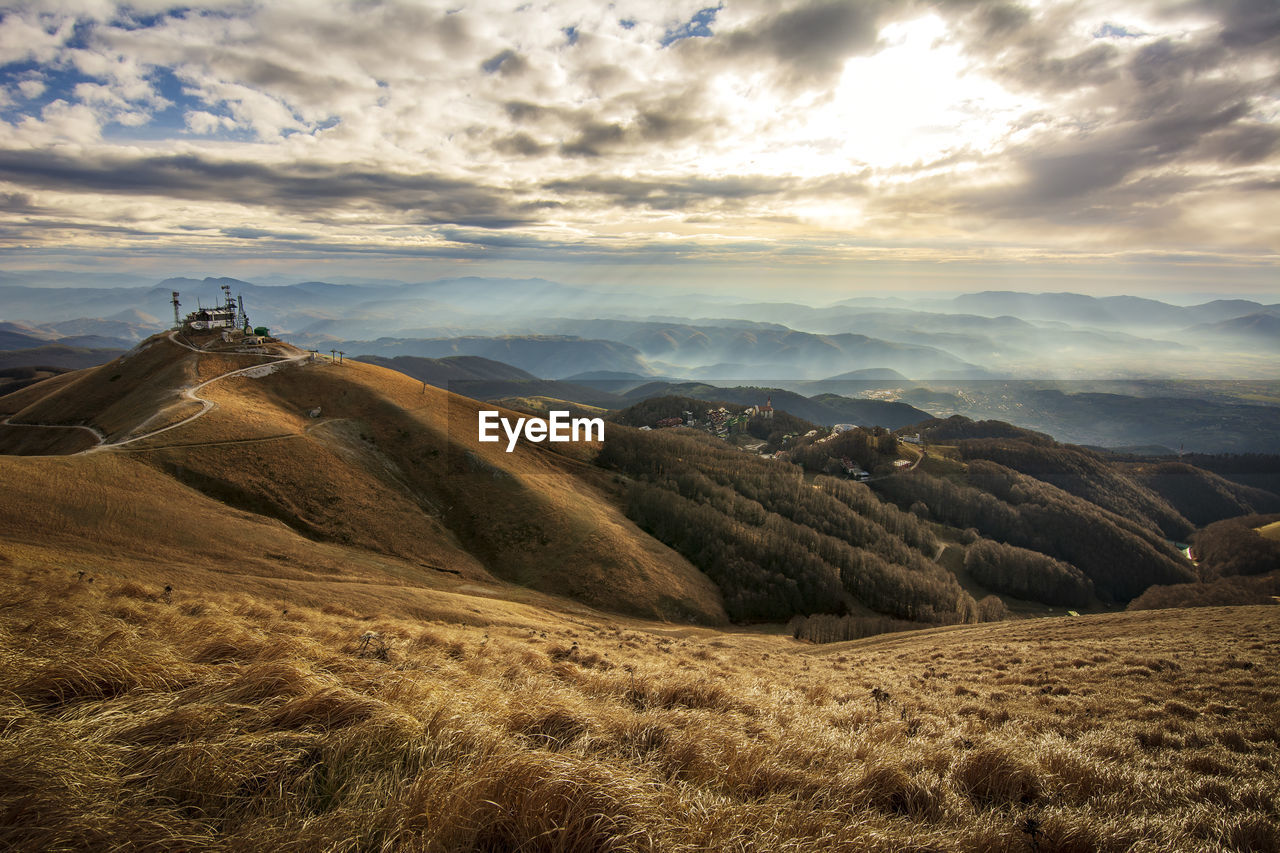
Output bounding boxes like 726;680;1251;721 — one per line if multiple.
0;0;1277;296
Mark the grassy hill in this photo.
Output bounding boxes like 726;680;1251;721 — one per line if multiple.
0;332;725;625
2;562;1276;852
0;344;125;371
621;382;930;429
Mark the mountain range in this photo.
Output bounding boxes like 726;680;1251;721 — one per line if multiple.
2;273;1276;451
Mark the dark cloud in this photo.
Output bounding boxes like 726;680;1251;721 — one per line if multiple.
971;1;1031;38
494;132;549;157
560;121;627;158
503;100;550;123
437;227;578;250
220;226;314;240
680;0;891;87
544;174;798;211
0;149;535;228
937;1;1122;92
1127;37;1224;90
961;97;1254;214
506;87;712;158
1197;0;1280;50
542;172;871;213
0;192;43;214
1191;123;1280;166
912;0;1280;232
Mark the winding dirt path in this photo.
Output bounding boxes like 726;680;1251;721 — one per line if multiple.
0;331;311;457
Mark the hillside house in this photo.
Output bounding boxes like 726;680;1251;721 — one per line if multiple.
186;306;237;330
841;456;871;481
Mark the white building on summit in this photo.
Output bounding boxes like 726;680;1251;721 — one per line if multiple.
174;283;249;332
185;305;237;330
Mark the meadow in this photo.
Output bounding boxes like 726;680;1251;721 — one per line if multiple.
2;561;1276;852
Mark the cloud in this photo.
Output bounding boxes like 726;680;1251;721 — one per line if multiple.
0;148;537;228
678;0;891;87
0;0;1273;279
544;174;800;211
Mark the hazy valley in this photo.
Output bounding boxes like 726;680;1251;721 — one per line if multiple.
4;273;1280;454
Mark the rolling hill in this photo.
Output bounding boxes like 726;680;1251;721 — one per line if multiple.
621;382;931;429
356;354;628;409
1186;312;1280;351
0;344;126;371
336;335;653;379
0;331;725;625
3;559;1276;852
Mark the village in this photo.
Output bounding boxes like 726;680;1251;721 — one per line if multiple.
636;394;926;482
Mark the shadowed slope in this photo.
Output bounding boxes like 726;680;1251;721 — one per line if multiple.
0;333;726;624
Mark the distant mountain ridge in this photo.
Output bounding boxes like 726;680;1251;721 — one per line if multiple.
354;354;627;408
944;291;1280;327
3;275;1277;388
1184;313;1280;351
621;382;932;429
340;335;652;379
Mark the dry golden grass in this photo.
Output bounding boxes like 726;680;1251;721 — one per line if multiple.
2;561;1276;852
0;335;724;623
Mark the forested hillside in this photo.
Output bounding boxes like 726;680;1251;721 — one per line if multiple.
1126;461;1280;526
596;426;983;624
873;459;1194;602
596;405;1262;621
952;438;1193;539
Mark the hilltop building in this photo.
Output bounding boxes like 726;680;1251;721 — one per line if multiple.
174;284;250;333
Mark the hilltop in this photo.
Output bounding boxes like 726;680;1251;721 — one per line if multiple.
0;330;725;624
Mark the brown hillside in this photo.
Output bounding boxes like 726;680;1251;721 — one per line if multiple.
2;561;1276;852
0;332;725;624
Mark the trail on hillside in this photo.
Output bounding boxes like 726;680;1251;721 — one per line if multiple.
0;332;311;457
103;334;310;451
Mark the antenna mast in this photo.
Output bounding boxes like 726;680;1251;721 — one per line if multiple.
236;294;247;330
171;291;181;329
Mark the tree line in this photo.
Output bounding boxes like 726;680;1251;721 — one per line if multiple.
953;438;1192;539
873;460;1195;603
597;425;978;624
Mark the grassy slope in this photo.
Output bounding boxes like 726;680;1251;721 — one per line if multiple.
1;562;1276;852
0;334;725;624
